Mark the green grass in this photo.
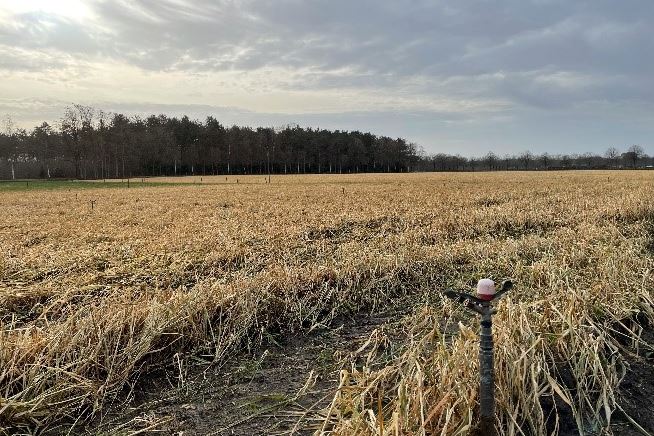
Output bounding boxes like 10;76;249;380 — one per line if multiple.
0;179;179;192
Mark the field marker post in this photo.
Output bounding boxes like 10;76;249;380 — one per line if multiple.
444;279;513;435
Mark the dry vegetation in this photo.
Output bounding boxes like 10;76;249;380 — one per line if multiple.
1;171;653;435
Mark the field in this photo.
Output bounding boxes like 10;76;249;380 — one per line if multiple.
0;180;175;192
1;171;654;435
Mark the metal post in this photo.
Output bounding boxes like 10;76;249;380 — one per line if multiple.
479;305;495;434
444;279;512;436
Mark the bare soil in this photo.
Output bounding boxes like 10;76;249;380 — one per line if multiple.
77;311;654;436
608;326;654;436
82;306;409;436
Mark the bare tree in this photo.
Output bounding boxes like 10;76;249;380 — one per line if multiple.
2;116;16;179
32;122;53;178
538;153;550;170
96;110;110;179
519;151;533;170
604;147;619;168
624;145;645;168
61;104;94;179
483;152;498;170
561;154;571;169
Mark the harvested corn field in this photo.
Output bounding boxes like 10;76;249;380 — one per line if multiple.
1;171;654;435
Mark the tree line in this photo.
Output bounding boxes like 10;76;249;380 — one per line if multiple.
0;105;651;180
426;146;651;172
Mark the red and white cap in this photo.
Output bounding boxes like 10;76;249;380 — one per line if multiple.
477;279;496;301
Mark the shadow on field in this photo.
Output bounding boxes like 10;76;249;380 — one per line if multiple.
304;215;405;243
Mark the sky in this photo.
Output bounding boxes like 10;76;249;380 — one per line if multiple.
0;0;652;156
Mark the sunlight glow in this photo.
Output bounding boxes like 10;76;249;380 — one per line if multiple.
1;0;90;20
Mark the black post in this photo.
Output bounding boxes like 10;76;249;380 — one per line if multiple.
444;279;512;436
479;305;495;434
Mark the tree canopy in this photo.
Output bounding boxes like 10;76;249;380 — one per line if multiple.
0;106;651;180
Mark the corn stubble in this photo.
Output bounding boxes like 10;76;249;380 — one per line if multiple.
0;171;653;434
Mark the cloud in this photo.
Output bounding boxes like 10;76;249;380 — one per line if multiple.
0;0;652;154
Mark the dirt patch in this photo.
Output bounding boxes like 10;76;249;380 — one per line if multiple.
552;323;654;436
609;325;654;435
81;306;411;435
75;307;654;435
493;318;654;436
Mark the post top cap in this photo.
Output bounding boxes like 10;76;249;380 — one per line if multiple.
477;278;495;299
